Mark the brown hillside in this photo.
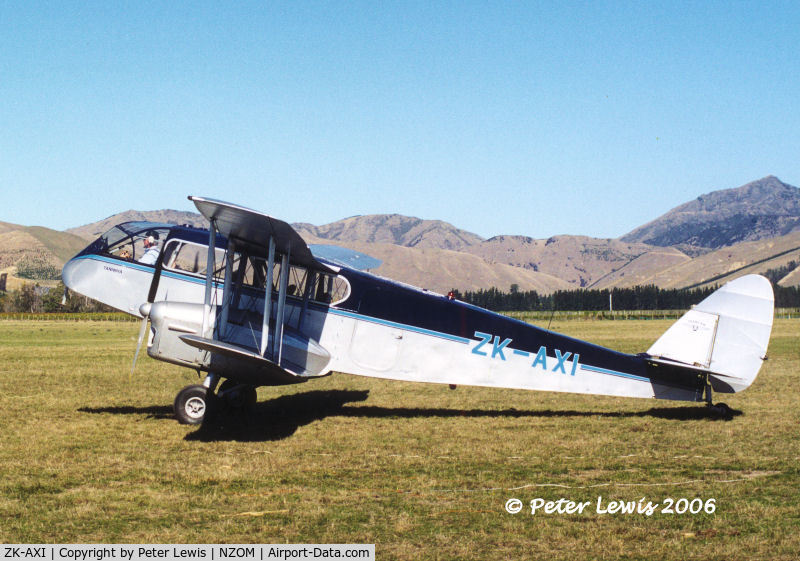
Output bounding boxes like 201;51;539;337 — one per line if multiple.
0;222;96;292
621;175;800;249
0;230;64;290
67;209;205;240
0;231;51;270
295;214;484;251
0;221;20;235
299;235;570;294
24;227;91;263
635;230;800;289
465;235;668;288
590;247;693;289
778;265;800;287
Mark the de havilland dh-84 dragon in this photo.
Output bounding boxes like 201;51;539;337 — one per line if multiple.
61;197;774;424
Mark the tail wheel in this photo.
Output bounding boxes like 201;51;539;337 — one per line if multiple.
174;384;210;425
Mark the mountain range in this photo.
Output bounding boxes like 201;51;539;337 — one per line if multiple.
622;175;800;249
2;175;799;294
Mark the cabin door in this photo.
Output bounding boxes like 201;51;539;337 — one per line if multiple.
349;320;404;372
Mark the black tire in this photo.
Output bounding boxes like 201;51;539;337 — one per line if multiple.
174;384;210;425
715;403;732;417
707;402;732;418
218;379;257;410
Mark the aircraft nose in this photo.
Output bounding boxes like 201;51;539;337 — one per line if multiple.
139;302;152;317
61;258;79;291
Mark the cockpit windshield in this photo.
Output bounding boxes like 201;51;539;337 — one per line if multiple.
84;221;173;264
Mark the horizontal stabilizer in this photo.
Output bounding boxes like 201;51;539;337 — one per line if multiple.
647;275;774;393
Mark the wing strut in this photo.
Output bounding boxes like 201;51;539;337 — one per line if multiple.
256;239;290;362
201;219;217;338
260;237;276;357
298;270;314;331
217;239;236;340
274;248;290;363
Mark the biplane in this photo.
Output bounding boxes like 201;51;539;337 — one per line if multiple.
62;197;775;424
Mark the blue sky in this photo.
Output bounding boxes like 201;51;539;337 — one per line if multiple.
2;1;799;239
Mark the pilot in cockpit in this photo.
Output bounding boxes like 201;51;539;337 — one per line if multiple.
139;233;161;265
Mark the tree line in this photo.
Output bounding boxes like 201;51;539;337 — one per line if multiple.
452;280;800;312
0;282;113;313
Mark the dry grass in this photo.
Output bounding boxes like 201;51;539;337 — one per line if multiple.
0;319;798;559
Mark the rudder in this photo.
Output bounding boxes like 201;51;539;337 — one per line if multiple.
647;275;774;393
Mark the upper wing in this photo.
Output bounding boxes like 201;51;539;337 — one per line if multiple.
189;196;335;273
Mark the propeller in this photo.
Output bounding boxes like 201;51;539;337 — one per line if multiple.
130;237;165;380
130;302;152;381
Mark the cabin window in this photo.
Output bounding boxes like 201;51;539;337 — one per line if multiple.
239;255;268;289
238;256;295;293
235;254;349;305
101;225;171;264
286;265;308;298
311;271;350;305
162;240;227;277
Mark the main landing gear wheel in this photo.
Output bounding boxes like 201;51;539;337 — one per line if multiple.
174;384;211;425
707;402;732;418
218;379;257;410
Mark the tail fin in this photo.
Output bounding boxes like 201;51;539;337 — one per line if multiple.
647;275;774;393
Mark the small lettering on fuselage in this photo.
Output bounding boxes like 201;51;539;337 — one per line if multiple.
471;331;580;375
103;265;124;275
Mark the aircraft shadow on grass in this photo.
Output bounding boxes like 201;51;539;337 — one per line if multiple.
79;389;741;442
79;404;174;419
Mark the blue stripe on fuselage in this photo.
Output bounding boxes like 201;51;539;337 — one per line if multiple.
329;308;472;344
580;364;650;383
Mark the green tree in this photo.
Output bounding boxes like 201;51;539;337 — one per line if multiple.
12;284;39;313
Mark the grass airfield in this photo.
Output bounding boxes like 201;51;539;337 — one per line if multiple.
0;318;798;560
